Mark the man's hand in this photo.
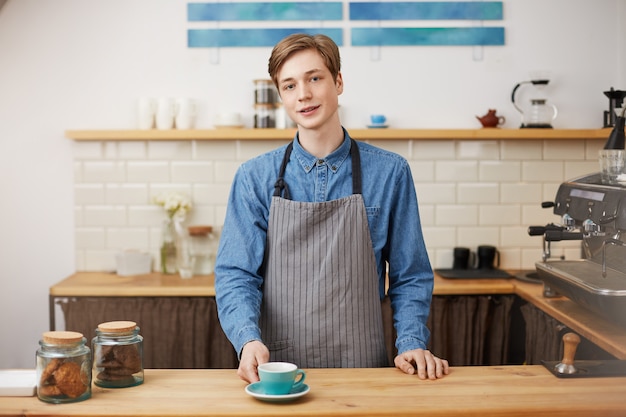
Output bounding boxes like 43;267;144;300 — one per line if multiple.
237;340;270;383
394;349;449;379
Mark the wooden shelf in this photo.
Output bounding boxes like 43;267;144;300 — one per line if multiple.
65;128;612;141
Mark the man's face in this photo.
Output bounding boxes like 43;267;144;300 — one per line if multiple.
276;48;343;131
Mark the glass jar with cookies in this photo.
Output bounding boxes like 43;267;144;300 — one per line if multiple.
92;320;144;388
36;331;92;403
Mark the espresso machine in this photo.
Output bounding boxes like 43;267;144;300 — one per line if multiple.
534;173;626;327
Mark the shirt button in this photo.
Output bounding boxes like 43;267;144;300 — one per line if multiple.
317;159;324;166
331;166;337;171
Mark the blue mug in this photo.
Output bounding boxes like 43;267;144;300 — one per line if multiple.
257;362;306;395
370;114;386;125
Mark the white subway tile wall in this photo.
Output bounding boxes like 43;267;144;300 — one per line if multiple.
73;138;603;272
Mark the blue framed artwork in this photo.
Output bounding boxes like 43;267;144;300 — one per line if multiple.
349;2;503;21
187;1;505;48
188;2;343;21
352;27;505;46
188;28;344;48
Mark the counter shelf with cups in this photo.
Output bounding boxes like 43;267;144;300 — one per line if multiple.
435;245;513;279
137;98;196;131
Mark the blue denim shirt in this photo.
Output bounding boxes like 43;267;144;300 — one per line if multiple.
215;130;433;359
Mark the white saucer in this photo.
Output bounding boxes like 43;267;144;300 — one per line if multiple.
245;382;310;402
367;124;388;129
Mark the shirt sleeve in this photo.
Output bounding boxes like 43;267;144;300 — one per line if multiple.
386;161;434;354
214;163;269;357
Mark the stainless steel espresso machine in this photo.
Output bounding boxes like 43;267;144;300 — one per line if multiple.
535;173;626;327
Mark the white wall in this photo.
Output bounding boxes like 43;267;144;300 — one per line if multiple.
0;0;624;369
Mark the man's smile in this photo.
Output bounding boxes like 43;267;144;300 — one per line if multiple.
298;105;320;114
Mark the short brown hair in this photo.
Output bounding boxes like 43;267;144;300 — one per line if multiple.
268;33;341;88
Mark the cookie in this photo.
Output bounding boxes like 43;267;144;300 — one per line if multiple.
54;362;87;398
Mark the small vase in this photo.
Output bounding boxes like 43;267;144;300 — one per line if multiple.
160;217;177;274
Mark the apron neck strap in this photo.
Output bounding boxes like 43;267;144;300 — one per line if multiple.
273;139;362;198
273;142;293;198
350;139;362;195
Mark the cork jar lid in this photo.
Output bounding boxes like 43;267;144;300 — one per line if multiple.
97;321;137;333
188;225;213;236
42;331;84;345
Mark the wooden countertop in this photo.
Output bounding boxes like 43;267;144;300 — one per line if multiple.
50;272;516;297
2;367;625;417
50;272;216;297
50;272;626;359
65;128;611;141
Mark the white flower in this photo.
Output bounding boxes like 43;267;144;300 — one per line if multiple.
152;191;192;219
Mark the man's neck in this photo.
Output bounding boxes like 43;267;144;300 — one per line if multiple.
297;121;344;158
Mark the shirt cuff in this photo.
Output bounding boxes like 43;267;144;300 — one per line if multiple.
396;336;428;355
235;326;263;358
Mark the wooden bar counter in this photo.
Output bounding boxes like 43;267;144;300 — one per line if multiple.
49;272;626;359
2;366;626;417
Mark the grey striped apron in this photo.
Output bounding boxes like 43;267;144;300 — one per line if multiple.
260;139;388;368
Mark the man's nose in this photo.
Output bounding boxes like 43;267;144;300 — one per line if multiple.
298;84;312;100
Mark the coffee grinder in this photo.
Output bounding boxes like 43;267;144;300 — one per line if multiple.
603;87;626;127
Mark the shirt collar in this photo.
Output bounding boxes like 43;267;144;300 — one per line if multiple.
292;128;352;174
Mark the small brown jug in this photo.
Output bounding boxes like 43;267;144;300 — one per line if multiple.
476;109;505;128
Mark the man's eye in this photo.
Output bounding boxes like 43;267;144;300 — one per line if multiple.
283;84;294;91
311;76;320;82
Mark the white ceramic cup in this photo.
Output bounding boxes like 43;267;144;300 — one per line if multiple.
156;98;175;130
137;98;156;130
175;98;196;130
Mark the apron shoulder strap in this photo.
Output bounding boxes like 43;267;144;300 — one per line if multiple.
274;139;362;198
273;142;293;199
350;139;362;195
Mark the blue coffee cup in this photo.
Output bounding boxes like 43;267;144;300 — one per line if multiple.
370;114;386;125
257;362;306;395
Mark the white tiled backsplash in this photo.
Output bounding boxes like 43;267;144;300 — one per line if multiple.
73;138;603;272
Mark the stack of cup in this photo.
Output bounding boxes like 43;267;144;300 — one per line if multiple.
136;97;196;130
599;149;626;185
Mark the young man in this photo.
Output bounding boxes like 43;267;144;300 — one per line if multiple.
215;33;449;383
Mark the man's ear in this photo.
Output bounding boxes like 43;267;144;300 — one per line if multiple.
336;72;344;95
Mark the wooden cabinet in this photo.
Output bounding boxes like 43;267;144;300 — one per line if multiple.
50;272;626;369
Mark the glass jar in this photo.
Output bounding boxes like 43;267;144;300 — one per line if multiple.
254;103;275;128
254;79;276;104
36;331;91;403
188;225;219;275
92;321;144;388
